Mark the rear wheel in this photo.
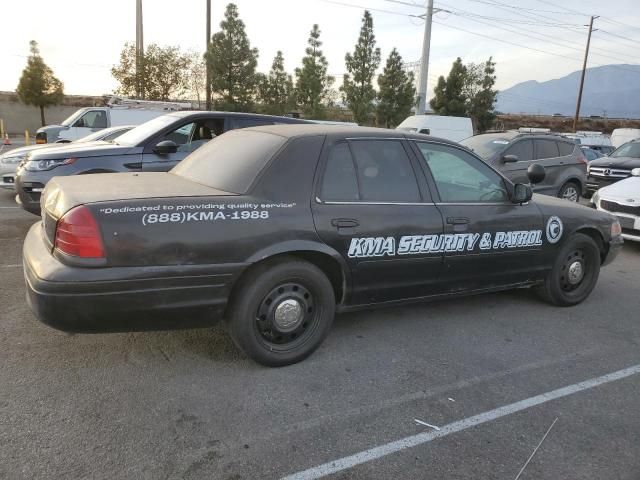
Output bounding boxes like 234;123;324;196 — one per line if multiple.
537;233;601;306
558;181;580;202
227;258;336;367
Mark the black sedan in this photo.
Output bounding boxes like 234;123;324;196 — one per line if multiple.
24;125;623;366
15;111;309;214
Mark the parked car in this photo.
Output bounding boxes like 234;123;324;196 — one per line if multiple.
35;97;191;144
460;132;587;202
581;146;603;162
562;131;614;155
586;139;640;197
592;168;640;242
16;111;309;214
611;128;640;149
1;125;134;190
396;115;474;142
23;125;622;366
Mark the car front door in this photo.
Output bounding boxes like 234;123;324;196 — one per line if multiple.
497;139;534;185
141;117;224;171
312;138;445;305
59;110;108;141
413;140;546;291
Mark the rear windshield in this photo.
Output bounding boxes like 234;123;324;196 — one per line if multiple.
610;142;640;159
459;135;511;159
171;130;287;194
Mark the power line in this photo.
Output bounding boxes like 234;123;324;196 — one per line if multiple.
313;0;422;18
598;29;640;46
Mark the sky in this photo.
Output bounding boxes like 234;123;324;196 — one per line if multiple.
1;0;639;101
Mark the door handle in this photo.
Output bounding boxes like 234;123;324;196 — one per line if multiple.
123;162;143;170
446;217;469;225
331;218;360;229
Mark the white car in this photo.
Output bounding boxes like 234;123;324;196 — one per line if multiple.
592;167;640;242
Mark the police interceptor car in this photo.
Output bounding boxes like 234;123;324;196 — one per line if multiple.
23;125;623;366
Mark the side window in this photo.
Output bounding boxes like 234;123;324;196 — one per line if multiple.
504;140;533;161
163;122;195;152
535;139;560;159
102;129;130;141
320;143;359;201
75;110;107;129
558;141;575;156
416;142;508;203
349;140;421;202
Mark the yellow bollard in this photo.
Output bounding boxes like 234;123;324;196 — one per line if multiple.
0;119;4;138
25;130;30;146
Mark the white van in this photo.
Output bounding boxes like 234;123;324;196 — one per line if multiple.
396;115;474;142
611;128;640;149
35;97;192;144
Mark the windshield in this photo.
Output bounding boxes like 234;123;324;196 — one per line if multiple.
610;142;640;159
171;130;287;194
113;115;181;146
460;135;511;159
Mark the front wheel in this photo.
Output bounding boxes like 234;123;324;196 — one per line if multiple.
227;258;336;367
558;181;580;202
536;233;601;306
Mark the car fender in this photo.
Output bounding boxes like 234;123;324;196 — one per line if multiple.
245;239;352;302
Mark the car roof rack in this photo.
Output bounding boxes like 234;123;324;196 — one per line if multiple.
106;95;192;111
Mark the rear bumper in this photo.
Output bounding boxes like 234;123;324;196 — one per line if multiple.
23;223;247;333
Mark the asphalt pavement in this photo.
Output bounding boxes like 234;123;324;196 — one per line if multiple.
1;188;639;480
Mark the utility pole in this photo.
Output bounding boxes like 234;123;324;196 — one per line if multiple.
135;0;144;99
573;15;598;132
416;0;434;115
205;0;212;110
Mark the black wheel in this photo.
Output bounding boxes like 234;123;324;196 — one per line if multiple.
537;233;601;306
226;258;336;367
558;181;580;202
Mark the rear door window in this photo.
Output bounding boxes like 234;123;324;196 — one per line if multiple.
557;141;575;156
504;140;533;161
349;140;421;202
535;139;560;159
320;143;359;201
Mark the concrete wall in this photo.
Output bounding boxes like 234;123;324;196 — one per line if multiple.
0;91;102;135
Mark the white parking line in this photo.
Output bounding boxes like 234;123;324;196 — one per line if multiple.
0;206;19;208
1;264;21;268
281;363;640;480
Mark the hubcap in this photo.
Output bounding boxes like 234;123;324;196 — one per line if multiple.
567;260;584;284
273;299;304;331
256;282;316;346
562;186;579;202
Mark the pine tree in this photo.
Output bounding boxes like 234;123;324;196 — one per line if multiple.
16;41;64;126
205;3;258;111
295;24;334;119
376;49;415;128
341;10;381;125
429;57;467;116
258;51;294;115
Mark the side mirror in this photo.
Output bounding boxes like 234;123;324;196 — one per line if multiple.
153;140;178;155
502;154;518;163
512;183;533;204
632;168;640;177
527;163;546;184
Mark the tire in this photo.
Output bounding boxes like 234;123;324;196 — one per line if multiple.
558;181;580;202
536;233;601;306
226;257;336;367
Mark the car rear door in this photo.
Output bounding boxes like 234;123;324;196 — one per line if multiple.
312;137;445;305
532;138;563;194
412;140;546;291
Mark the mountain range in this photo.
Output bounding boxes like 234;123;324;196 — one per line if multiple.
495;64;640;118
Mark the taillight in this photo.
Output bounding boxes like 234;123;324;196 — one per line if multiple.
54;206;105;258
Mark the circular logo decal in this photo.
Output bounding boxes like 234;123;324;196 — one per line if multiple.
546;216;563;244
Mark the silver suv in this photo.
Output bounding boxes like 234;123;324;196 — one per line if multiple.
461;132;588;202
